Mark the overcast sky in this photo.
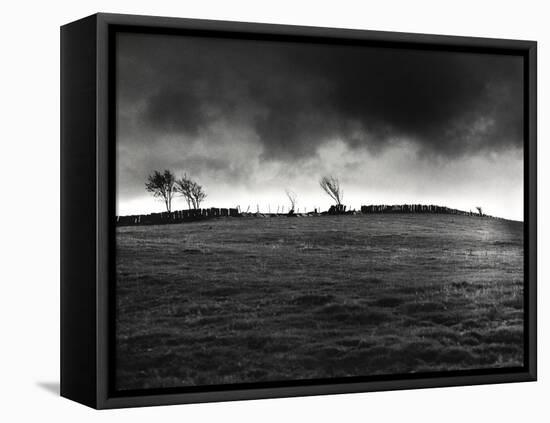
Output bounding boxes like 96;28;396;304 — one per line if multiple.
116;32;524;221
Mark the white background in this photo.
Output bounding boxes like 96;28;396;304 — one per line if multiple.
0;0;547;421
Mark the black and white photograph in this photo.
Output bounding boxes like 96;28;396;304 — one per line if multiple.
2;0;547;419
114;30;526;391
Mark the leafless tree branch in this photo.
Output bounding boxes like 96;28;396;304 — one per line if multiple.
145;169;176;213
285;189;297;212
320;175;343;206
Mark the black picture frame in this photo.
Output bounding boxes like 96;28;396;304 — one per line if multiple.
60;12;537;409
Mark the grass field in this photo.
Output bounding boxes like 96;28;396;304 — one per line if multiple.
115;214;524;390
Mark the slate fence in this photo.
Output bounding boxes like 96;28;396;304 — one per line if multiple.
116;204;497;226
116;208;239;226
360;204;484;216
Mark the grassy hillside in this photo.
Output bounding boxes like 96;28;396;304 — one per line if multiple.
115;214;524;390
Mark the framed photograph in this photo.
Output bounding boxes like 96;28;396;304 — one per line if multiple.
60;13;537;409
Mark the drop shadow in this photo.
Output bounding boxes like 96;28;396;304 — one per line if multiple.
36;381;60;396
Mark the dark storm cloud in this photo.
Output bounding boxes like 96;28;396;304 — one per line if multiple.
117;33;523;165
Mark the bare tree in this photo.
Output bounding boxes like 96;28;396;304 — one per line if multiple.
320;176;343;206
175;174;193;209
145;169;176;212
189;180;207;209
476;206;483;216
285;189;297;213
175;175;207;209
